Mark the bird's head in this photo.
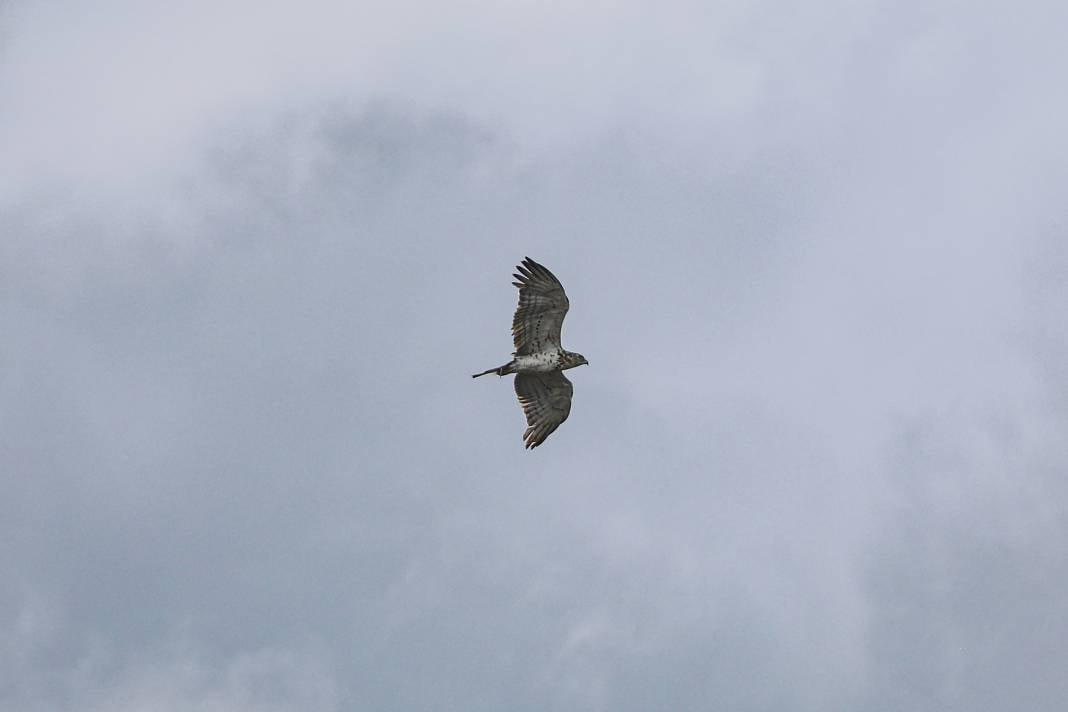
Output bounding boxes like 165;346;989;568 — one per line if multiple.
567;352;589;368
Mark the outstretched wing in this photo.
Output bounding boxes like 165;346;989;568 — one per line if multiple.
514;371;574;449
512;257;570;356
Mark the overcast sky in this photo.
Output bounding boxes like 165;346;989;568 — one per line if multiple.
3;1;1067;710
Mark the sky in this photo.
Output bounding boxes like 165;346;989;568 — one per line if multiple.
2;1;1067;710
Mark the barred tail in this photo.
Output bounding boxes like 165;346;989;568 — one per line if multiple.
472;361;515;378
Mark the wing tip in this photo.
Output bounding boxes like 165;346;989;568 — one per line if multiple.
516;256;560;286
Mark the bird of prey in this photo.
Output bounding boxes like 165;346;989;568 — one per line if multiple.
473;257;589;449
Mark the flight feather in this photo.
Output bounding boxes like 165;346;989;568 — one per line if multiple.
511;257;570;356
514;372;574;449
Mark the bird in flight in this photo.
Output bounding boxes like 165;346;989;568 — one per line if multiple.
473;257;589;449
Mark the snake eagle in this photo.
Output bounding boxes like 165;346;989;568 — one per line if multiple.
473;257;588;449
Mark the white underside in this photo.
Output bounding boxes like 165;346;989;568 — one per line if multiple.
514;351;561;372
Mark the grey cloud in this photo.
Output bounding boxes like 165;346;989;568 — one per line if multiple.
3;2;1068;711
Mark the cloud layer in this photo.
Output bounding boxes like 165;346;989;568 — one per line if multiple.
3;1;1067;710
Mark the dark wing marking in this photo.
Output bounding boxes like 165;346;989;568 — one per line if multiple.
514;371;574;449
511;257;570;356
